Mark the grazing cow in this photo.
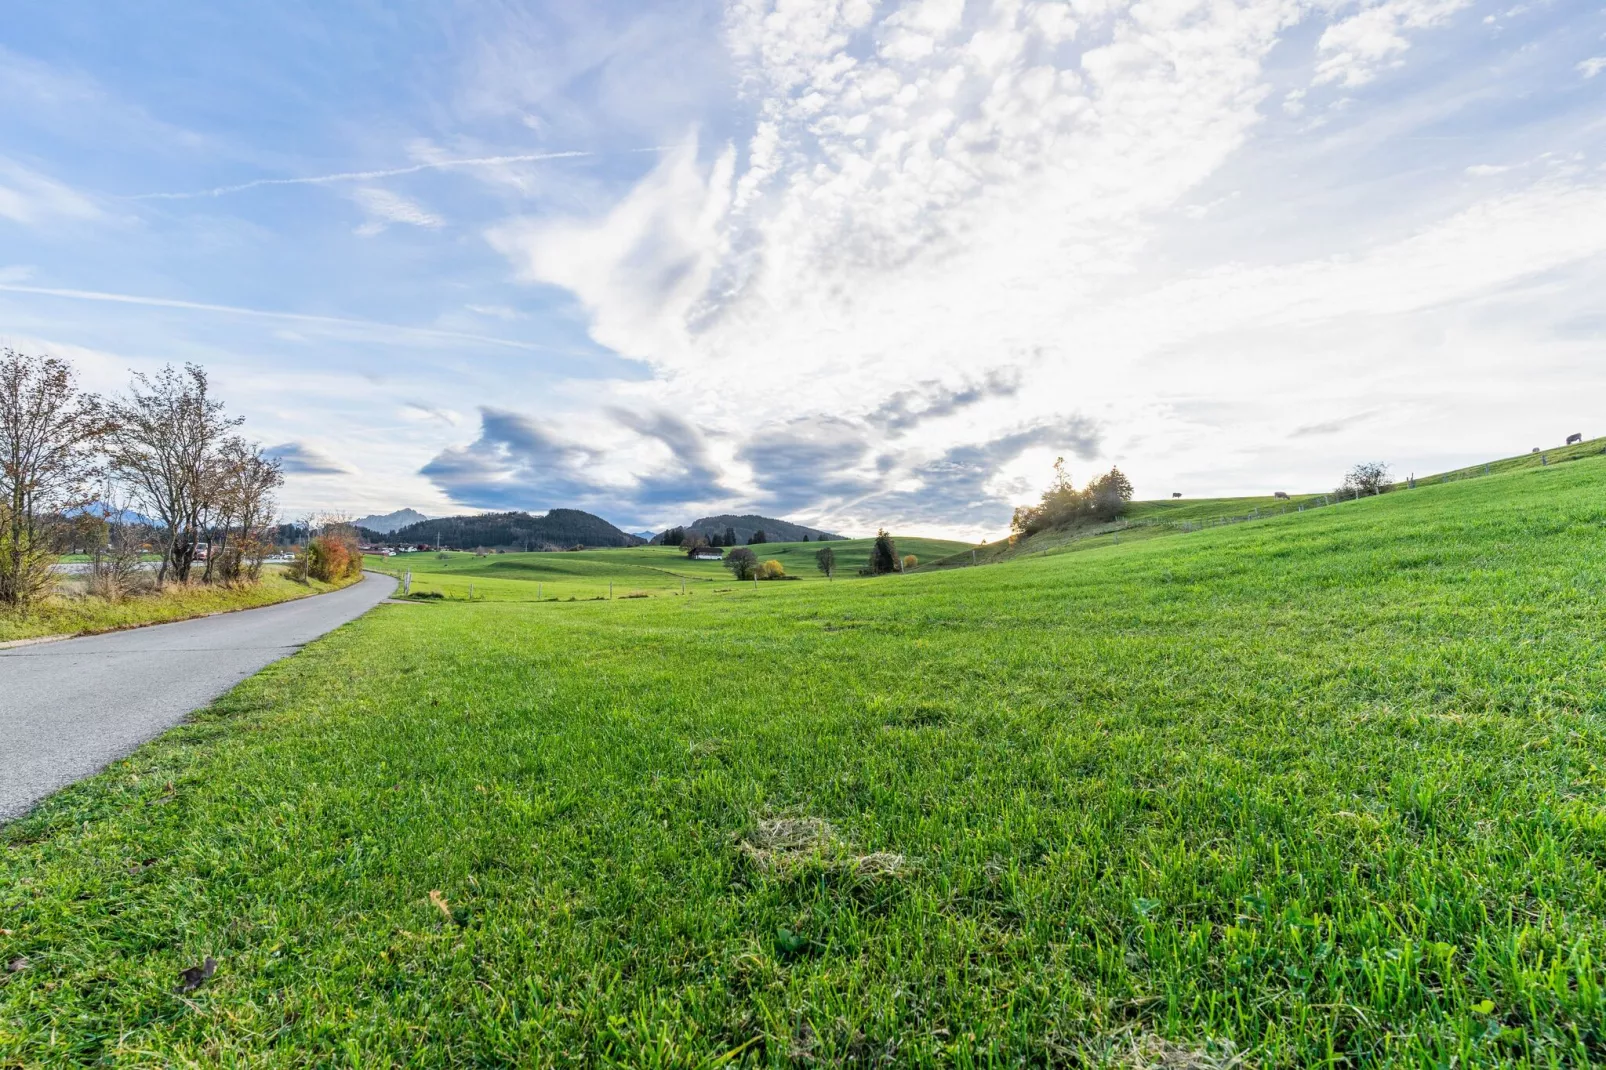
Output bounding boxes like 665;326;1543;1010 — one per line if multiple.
1172;492;1182;499
1273;491;1290;500
1567;432;1583;445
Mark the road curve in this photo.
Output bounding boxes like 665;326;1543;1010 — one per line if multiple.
0;571;396;821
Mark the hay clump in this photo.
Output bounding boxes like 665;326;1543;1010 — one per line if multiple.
736;818;908;878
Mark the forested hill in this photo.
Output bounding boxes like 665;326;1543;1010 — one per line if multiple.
369;509;643;550
660;514;842;544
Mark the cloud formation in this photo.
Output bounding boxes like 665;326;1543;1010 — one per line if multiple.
420;406;729;522
352;187;443;236
1313;0;1471;87
268;441;355;476
0;158;99;225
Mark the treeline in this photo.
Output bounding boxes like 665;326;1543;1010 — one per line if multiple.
375;508;640;550
1;350;300;607
658;525;811;548
1010;460;1134;538
653;514;842;545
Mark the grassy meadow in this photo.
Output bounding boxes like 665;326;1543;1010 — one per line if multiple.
0;567;357;645
5;462;1606;1065
368;536;974;602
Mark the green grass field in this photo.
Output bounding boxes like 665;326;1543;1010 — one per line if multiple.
5;463;1606;1065
368;536;973;602
0;567;356;644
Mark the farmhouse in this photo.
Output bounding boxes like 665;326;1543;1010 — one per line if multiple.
687;547;723;561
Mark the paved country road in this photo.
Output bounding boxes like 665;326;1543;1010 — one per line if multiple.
0;571;396;821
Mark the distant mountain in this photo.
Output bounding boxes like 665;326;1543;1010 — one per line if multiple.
354;508;429;534
63;502;160;527
377;509;644;550
657;514;842;545
629;531;658;542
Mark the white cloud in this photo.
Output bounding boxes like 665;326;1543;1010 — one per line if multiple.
487;136;734;360
351;187;443;236
1313;0;1472;87
136;151;593;201
465;304;524;320
0;159;100;225
1579;57;1606;79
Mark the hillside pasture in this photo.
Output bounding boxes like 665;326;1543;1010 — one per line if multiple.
5;462;1606;1064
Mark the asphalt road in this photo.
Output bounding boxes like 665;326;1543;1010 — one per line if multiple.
0;571;396;821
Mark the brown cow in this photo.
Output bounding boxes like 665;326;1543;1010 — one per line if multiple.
1567;432;1583;445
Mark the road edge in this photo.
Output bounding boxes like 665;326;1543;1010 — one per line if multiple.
0;571;391;650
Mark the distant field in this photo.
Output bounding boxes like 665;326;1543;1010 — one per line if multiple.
367;535;973;601
6;461;1606;1064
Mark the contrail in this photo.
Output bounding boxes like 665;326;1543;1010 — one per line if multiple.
130;151;596;200
0;283;590;356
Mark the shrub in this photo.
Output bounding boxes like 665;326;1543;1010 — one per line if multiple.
757;559;786;580
902;554;918;570
300;528;363;583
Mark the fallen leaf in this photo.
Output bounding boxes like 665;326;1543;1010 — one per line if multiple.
175;956;216;993
6;956;27;973
429;890;453;922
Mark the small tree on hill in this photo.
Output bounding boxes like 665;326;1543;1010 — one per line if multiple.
661;526;685;546
1336;462;1391;500
749;530;767;545
815;545;836;580
868;529;899;575
724;546;757;580
724;525;737;547
1087;466;1135;521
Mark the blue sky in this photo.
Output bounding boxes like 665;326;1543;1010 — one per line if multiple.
2;0;1602;538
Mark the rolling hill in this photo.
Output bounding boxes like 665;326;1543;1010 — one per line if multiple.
374;508;643;550
661;513;842;544
931;433;1606;570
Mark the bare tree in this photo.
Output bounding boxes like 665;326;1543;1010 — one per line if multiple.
204;439;283;584
0;349;111;606
87;483;153;602
106;365;241;585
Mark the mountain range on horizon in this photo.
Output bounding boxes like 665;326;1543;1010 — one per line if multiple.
353;508;839;548
352;508;431;534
